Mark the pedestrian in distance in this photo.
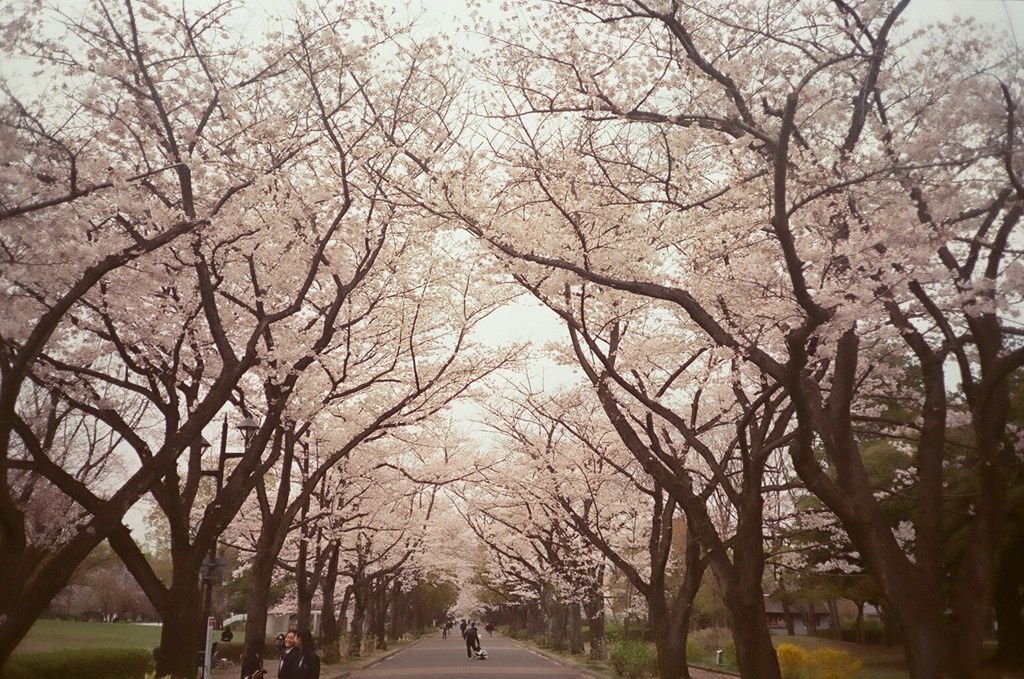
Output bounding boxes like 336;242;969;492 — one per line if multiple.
464;622;481;659
459;619;467;638
239;649;267;679
484;621;494;637
274;633;286;655
278;629;301;679
221;625;234;643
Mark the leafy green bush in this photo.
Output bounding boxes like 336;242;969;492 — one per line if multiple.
5;648;154;679
686;636;702;662
609;640;657;679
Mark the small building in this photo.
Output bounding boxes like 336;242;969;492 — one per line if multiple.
265;609;322;637
764;599;833;635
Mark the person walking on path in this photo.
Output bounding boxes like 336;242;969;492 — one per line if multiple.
459;619;467;638
278;630;301;679
296;629;321;679
464;622;481;659
484;621;494;637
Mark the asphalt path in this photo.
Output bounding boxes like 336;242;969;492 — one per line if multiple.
341;632;593;679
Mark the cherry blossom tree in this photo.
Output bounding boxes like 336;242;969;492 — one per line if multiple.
454;431;610;655
0;0;505;674
415;2;1024;677
0;60;207;674
484;385;703;672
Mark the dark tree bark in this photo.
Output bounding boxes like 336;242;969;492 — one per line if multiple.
992;525;1024;668
569;602;584;655
347;580;368;659
560;318;789;679
781;597;796;636
583;566;608;661
827;600;841;641
319;543;343;663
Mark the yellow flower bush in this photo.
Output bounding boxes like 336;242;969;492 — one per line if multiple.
776;643;862;679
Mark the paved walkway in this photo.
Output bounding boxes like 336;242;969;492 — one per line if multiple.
333;633;739;679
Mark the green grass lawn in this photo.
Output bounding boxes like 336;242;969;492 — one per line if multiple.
14;620;163;654
15;620;253;655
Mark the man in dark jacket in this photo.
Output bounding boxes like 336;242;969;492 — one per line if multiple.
464;623;481;659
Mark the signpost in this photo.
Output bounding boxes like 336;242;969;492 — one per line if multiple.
203;616;215;679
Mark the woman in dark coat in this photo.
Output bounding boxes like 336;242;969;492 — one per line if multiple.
239;648;266;679
296;629;321;679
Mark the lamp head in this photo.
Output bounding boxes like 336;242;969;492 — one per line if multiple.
237;417;259;446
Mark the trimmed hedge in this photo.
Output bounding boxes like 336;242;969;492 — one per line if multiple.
5;648;154;679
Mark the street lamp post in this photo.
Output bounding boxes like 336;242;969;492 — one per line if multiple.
198;415;259;679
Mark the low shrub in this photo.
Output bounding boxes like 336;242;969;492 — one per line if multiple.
777;643;812;679
608;640;657;679
776;643;862;679
810;647;863;679
5;648;154;679
829;622;885;645
532;633;551;648
685;636;702;662
721;640;737;667
688;627;732;660
215;641;244;661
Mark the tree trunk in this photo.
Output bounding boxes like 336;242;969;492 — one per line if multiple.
387;581;403;642
338;585;352;636
855;602;865;644
319;543;342;664
584;577;607;661
781;598;796;636
722;589;778;679
548;599;567;651
569;601;584;655
803;603;818;636
898;609;948;679
347;583;367;659
0;531;102;675
243;531;282;665
647;597;690;679
993;526;1024;668
371;583;389;650
879;604;898;646
827;600;841;641
295;526;312;632
153;568;205;679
